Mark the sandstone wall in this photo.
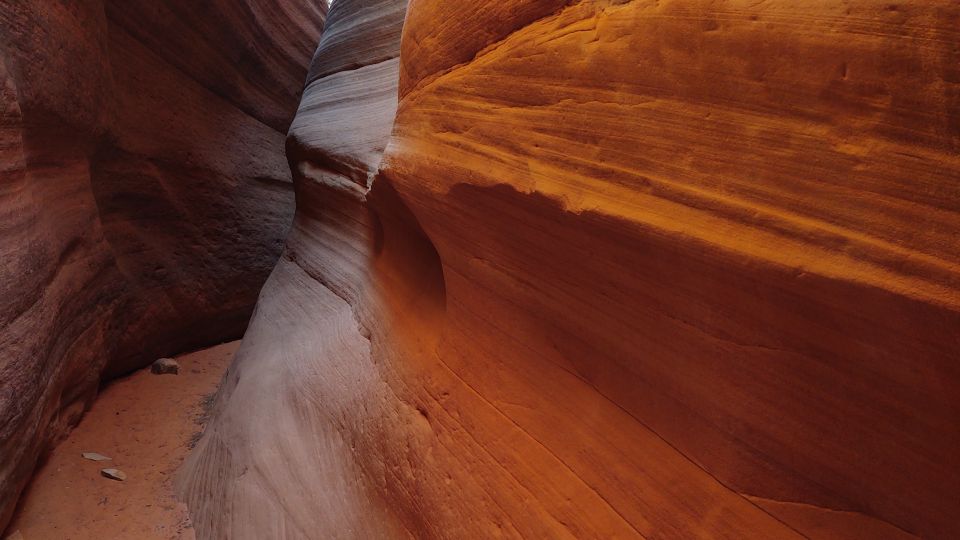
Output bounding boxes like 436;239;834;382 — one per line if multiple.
179;1;414;536
181;0;955;538
0;0;324;529
383;1;960;538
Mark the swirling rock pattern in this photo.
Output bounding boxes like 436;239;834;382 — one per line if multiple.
179;1;415;537
3;0;955;538
0;0;323;530
383;1;960;538
185;0;959;538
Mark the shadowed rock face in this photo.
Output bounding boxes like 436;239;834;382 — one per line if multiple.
182;0;959;539
0;0;324;530
3;0;958;538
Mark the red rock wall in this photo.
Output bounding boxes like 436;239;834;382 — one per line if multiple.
184;1;959;538
383;1;960;538
0;0;324;530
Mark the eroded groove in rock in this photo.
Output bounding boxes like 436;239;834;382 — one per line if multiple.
0;0;324;531
178;1;420;537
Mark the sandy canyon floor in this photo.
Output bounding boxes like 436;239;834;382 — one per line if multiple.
3;341;239;540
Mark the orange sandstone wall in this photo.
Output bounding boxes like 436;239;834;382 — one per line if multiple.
381;1;960;538
185;1;959;538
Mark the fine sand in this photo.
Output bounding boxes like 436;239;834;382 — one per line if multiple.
4;341;239;540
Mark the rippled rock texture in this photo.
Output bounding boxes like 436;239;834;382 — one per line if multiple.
179;1;414;536
0;0;324;530
3;0;957;538
184;0;959;538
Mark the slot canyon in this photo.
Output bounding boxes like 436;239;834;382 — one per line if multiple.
1;0;958;538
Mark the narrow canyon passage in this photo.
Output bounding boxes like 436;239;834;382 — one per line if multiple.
2;0;959;539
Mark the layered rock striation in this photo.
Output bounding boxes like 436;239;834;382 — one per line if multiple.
382;1;960;538
3;0;957;538
0;0;324;530
179;1;416;536
185;0;960;538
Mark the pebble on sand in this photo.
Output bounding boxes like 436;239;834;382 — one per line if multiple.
150;358;179;375
100;468;127;481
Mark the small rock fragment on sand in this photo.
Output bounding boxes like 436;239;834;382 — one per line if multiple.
100;468;127;481
150;357;179;375
82;452;111;461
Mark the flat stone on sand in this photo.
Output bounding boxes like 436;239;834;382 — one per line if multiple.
100;469;127;481
150;358;179;375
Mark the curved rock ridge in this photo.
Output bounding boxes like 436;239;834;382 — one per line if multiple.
306;0;407;84
196;0;958;538
178;1;416;537
0;0;324;531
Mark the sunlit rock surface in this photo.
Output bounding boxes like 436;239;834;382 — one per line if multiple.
0;0;323;529
382;1;960;538
3;0;956;538
184;0;959;538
